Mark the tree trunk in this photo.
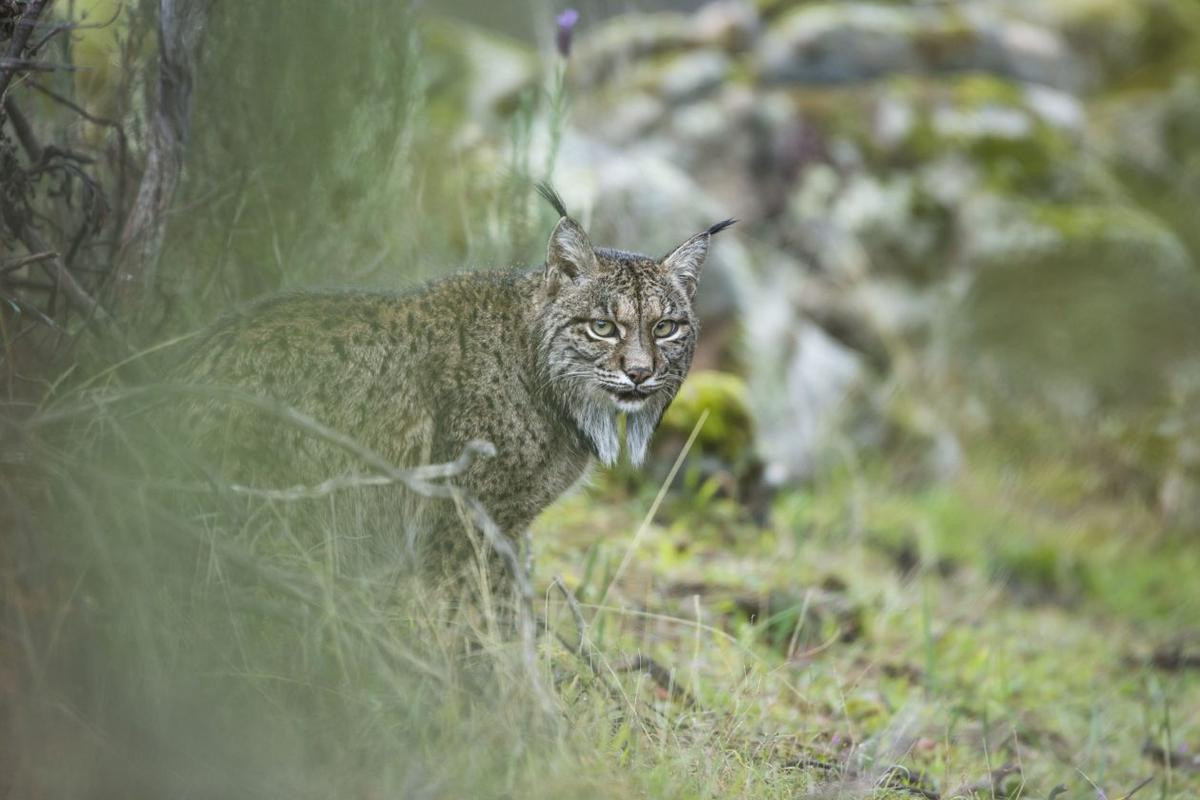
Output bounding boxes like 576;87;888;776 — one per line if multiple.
114;0;213;312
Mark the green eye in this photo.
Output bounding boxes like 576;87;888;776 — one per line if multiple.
589;319;616;337
653;320;679;338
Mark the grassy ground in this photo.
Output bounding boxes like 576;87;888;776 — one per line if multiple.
8;377;1197;799
530;444;1200;799
5;5;1198;796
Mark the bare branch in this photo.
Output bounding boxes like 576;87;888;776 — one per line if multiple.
0;250;57;275
1118;776;1155;800
28;79;123;129
3;95;41;161
0;292;61;330
552;576;588;655
29;1;125;55
12;227;110;321
0;0;51;99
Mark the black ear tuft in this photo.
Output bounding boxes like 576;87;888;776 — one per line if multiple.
706;218;737;237
536;182;570;219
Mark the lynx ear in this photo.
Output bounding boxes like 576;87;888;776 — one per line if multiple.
546;216;599;282
661;219;736;299
538;182;598;285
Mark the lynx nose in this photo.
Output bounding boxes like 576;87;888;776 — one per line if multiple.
624;365;652;385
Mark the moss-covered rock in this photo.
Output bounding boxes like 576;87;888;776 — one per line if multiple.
755;3;1084;90
949;201;1200;414
658;370;756;465
569;12;700;90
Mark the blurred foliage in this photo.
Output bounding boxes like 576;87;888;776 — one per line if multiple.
154;0;555;332
157;0;418;315
5;1;1200;798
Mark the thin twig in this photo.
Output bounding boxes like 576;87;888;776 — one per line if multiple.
0;250;57;275
27;79;131;268
0;292;61;330
28;78;124;128
14;227;110;321
552;575;588;655
0;0;52;99
1118;775;1155;800
29;1;125;54
541;582;632;712
612;653;699;708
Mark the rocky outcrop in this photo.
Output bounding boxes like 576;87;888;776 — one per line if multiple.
430;0;1200;509
549;0;1200;494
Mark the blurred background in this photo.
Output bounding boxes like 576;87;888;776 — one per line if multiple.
3;0;1200;798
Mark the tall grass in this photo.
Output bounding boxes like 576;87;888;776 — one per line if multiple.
0;4;774;798
7;4;1198;799
4;384;575;796
0;3;574;796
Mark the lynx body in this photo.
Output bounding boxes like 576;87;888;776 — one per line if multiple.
180;187;733;550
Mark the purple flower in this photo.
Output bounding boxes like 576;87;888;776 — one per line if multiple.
556;8;579;58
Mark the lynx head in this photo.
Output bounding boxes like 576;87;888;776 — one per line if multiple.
532;183;735;467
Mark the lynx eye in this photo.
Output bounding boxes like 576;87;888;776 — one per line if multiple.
653;320;679;338
589;319;617;338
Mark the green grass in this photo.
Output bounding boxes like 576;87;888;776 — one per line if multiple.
4;3;1199;797
530;446;1200;799
8;368;1196;799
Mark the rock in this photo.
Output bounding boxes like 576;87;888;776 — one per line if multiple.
844;279;936;341
549;0;1200;486
1023;84;1085;131
948;202;1200;414
756;3;1085;91
788;168;952;282
663;83;762;184
984;17;1084;90
595;91;666;143
742;263;873;482
757;4;920;85
569;12;698;89
873;94;916;149
1094;75;1200;178
932;105;1033;140
1005;0;1199;86
657;49;733;104
694;1;761;52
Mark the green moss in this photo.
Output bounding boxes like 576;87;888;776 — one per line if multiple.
949;73;1026;108
659;370;755;463
990;542;1094;602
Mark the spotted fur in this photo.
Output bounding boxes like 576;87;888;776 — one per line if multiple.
178;186;733;550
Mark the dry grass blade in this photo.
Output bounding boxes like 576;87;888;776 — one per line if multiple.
1117;775;1155;800
597;408;708;606
552;575;588;654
